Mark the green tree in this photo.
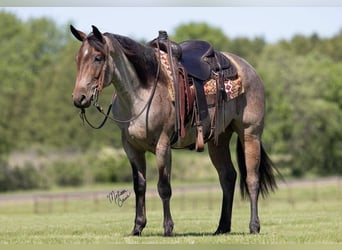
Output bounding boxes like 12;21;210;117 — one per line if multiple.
259;44;342;176
171;22;266;67
0;12;26;156
172;22;232;51
229;36;266;67
0;13;68;151
0;12;121;153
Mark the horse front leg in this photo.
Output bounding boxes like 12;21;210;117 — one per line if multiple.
156;134;174;236
122;138;147;236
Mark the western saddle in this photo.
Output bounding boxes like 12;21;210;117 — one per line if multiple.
148;31;239;151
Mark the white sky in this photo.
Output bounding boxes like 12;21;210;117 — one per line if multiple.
1;7;341;43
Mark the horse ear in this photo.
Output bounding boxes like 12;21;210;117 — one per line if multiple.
70;25;86;42
92;25;105;44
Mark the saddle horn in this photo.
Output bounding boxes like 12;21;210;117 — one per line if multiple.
70;25;86;42
92;25;105;44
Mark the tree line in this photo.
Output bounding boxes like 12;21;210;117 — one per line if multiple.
0;12;341;191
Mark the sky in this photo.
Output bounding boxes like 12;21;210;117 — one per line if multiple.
1;7;341;43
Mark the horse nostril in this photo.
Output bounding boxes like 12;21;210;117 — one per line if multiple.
73;93;90;108
80;94;87;104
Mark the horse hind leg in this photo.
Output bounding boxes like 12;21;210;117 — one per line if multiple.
208;131;237;235
237;133;261;234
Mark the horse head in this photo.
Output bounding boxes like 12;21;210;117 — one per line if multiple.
70;25;113;109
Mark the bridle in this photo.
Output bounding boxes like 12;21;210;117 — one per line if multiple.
79;88;112;129
79;40;162;129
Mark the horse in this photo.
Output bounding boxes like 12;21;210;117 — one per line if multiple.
70;25;278;236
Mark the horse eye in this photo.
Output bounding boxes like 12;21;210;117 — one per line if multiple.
94;55;103;62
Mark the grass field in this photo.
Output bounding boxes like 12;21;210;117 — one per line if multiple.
0;178;341;244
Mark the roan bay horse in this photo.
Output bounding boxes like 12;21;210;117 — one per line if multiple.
70;25;278;236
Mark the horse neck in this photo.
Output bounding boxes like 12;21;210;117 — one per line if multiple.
107;40;143;109
107;34;161;116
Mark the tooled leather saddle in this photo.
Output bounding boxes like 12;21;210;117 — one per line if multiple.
148;31;238;151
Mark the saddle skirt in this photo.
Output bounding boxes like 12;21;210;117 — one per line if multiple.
203;78;243;100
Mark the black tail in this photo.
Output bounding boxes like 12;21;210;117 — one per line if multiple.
236;138;278;199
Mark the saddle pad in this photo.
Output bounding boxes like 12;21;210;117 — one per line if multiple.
203;77;244;100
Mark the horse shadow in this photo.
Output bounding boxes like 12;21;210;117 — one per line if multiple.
138;231;249;237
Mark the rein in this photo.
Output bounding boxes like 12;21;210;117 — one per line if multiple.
80;44;162;129
79;88;113;129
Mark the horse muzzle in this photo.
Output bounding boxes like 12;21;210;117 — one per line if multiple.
73;92;92;109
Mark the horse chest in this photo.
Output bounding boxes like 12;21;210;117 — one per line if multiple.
127;122;145;138
126;121;159;147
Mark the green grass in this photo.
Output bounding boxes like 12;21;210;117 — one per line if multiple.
0;180;341;244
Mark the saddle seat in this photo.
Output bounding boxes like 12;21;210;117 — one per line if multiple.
179;40;213;81
180;40;236;81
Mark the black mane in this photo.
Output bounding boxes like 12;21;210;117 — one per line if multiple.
104;33;162;85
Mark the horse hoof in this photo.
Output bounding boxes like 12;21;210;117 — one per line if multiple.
164;231;173;237
164;227;173;236
213;227;230;235
131;229;142;236
249;224;260;234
